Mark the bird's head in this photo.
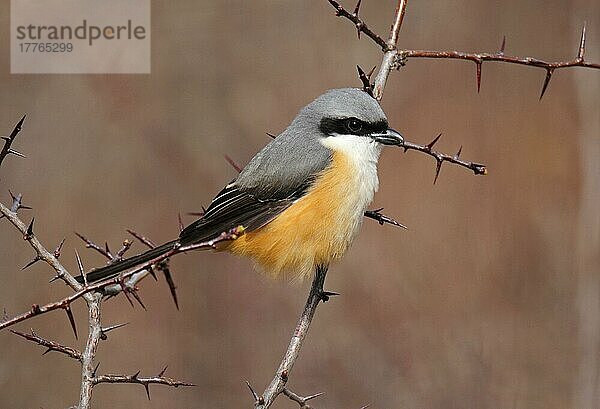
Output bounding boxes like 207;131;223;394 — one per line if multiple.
293;88;404;147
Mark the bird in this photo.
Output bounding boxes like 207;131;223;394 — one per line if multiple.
76;88;404;284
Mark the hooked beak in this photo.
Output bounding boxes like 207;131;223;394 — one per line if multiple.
372;128;404;146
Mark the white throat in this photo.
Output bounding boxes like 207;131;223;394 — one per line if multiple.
320;134;382;231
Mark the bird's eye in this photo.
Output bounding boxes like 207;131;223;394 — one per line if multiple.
346;118;363;133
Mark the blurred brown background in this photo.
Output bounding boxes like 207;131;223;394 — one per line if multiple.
1;1;599;408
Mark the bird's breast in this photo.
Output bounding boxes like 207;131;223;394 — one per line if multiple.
227;138;381;280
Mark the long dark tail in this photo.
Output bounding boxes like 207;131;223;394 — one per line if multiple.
75;240;178;284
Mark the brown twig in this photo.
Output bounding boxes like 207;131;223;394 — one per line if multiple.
328;1;599;99
364;208;407;229
0;201;83;293
327;0;387;50
93;367;195;400
75;232;113;260
402;134;487;183
78;294;102;408
282;388;324;409
256;265;331;408
330;1;490;181
10;329;83;361
0;227;243;331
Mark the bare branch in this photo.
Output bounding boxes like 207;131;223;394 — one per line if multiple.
0;201;83;292
127;229;156;248
388;0;408;46
0;227;243;331
327;0;387;50
94;367;194;400
10;329;83;361
402;134;487;183
327;2;600;99
75;232;113;260
257;265;330;408
402;39;600;98
364;208;407;229
78;294;103;408
282;387;324;409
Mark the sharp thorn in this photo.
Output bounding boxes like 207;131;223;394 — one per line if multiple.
245;380;260;401
476;61;482;93
76;250;88;286
130;288;147;310
426;133;442;150
578;22;587;60
16;115;26;130
223;154;242;173
433;160;443;185
93;362;100;377
24;217;35;239
64;305;78;339
75;250;84;274
122;286;136;308
367;65;376;79
265;132;276;139
539;68;554;100
133;370;141;379
356;65;373;96
21;256;41;270
353;0;362;15
74;232;88;245
42;348;52;356
455;146;463;159
144;384;151;400
305;392;325;401
162;268;180;310
158;365;168;377
8;189;16;200
178;213;184;233
101;322;129;335
8;149;26;158
500;35;506;55
357;64;366;77
19;205;32;210
320;290;340;302
53;238;66;258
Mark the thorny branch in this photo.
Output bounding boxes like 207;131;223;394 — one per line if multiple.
93;367;195;400
329;1;600;99
254;265;332;408
10;329;83;361
282;388;325;409
402;135;487;183
330;0;598;182
0;115;26;168
342;1;489;181
253;1;599;407
0;226;242;332
0;116;195;408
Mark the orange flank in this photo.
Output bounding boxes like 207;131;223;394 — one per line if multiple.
226;151;366;280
